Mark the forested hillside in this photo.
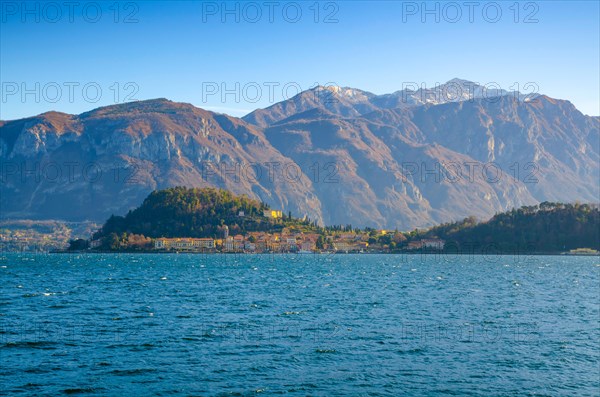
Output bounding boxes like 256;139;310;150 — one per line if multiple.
93;187;314;242
415;202;600;252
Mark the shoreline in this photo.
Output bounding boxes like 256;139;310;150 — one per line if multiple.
34;250;600;257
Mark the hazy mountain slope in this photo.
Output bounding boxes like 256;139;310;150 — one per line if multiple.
242;86;378;128
264;114;536;227
242;78;537;127
363;95;599;203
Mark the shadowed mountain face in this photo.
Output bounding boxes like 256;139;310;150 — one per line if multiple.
1;80;598;229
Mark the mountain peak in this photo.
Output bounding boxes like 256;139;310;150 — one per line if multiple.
444;78;479;86
78;98;197;118
311;85;375;99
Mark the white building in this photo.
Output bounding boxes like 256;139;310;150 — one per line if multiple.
421;239;445;250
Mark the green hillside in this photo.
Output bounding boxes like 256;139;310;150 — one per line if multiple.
414;202;600;252
93;187;312;242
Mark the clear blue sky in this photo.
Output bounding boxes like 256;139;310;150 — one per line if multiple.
1;1;599;119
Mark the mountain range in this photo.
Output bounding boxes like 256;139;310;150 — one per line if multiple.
1;79;598;229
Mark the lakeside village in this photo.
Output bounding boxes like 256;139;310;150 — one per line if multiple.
6;196;599;255
59;190;599;256
89;210;446;254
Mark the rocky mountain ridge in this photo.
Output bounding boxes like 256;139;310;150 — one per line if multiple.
1;79;598;229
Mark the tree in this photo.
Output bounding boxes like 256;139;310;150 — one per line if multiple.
67;238;89;251
316;235;325;249
393;233;407;244
378;234;392;245
126;234;152;250
107;233;120;251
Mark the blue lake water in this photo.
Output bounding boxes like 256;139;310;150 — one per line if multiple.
1;253;598;396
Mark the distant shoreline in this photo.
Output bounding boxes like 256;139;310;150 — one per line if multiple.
40;250;600;257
